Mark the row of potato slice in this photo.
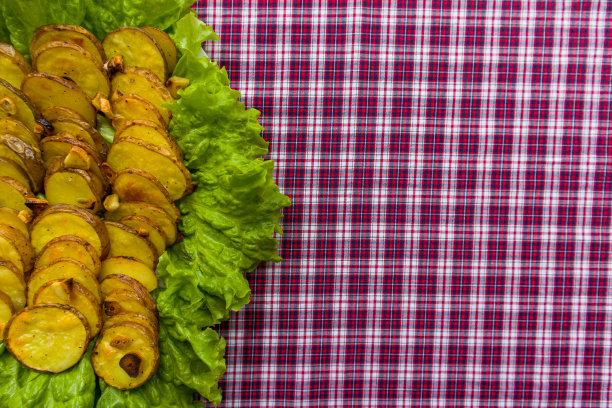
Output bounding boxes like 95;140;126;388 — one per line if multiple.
0;24;192;389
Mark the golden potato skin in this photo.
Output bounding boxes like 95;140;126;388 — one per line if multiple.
0;207;29;239
114;119;182;160
0;222;34;274
110;93;167;128
0;42;32;88
5;304;89;373
100;257;158;292
0;78;39;131
99;273;157;313
0;260;26;310
119;215;166;258
35;235;100;277
104;221;158;270
48;117;108;160
30;24;106;65
0;290;14;340
0;176;33;212
0;116;40;146
0;157;31;192
141;27;177;73
0;133;45;193
104;200;177;245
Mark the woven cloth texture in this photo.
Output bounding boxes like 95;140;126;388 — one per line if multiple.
195;1;612;407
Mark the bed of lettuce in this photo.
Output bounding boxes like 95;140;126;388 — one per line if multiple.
0;1;290;406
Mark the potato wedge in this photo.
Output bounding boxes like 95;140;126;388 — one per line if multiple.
99;274;157;313
110;92;167;128
33;41;110;98
35;235;100;277
111;169;179;223
141;27;177;73
0;116;40;146
0;290;14;339
104;222;158;270
0;43;31;88
104;201;177;245
102;312;157;341
27;258;100;305
6;304;89;372
119;215;166;258
110;67;172;124
30;204;109;258
100;257;158;292
0;222;34;274
93;321;158;389
0;177;33;212
44;157;106;212
49;117;108;159
33;278;101;337
0;157;31;189
30;24;105;65
0;134;44;192
0;260;26;310
102;289;157;326
103;27;168;82
106;137;191;201
0;79;39;131
40;133;106;184
21;73;97;127
114;119;182;160
0;207;29;239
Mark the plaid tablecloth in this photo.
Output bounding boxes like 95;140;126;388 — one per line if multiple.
195;1;612;406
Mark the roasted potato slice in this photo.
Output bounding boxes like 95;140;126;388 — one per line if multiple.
0;79;39;131
119;215;166;258
0;134;44;192
49;117;108;159
33;278;101;337
0;157;31;190
30;24;105;64
102;289;157;325
110;67;172;124
141;27;177;73
104;222;158;270
21;73;97;127
0;207;29;239
99;274;157;313
0;290;14;339
103;27;168;82
93;321;158;389
114;119;182;160
110;92;167;128
0;116;40;146
40;133;106;184
30;204;109;258
44;157;105;212
41;106;88;123
27;258;100;305
0;260;25;310
5;304;89;372
104;200;177;245
110;169;179;222
0;43;32;88
35;235;100;277
100;257;158;292
106;137;191;201
33;41;110;98
102;312;157;341
0;177;33;212
0;222;34;274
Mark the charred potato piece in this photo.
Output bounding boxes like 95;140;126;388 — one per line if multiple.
99;274;157;313
0;79;39;131
102;289;157;326
36;235;100;277
5;304;89;372
44;157;105;212
30;204;109;258
103;28;168;81
100;257;158;292
110;169;179;223
104;222;158;270
119;215;166;258
102;312;157;341
0;207;29;239
33;41;110;98
0;157;31;190
0;134;44;192
0;116;40;146
114;119;182;160
30;24;106;65
0;43;32;88
93;321;158;389
110;68;172;124
0;290;14;339
21;73;97;127
33;278;101;337
49;117;108;159
110;92;167;129
106;137;191;201
141;27;177;73
0;260;25;310
27;258;100;305
104;200;177;245
0;177;33;212
0;222;34;274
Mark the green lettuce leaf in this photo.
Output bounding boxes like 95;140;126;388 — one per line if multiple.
97;376;204;408
171;11;218;56
0;343;96;408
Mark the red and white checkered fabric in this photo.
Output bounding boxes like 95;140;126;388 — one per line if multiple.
195;1;612;406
